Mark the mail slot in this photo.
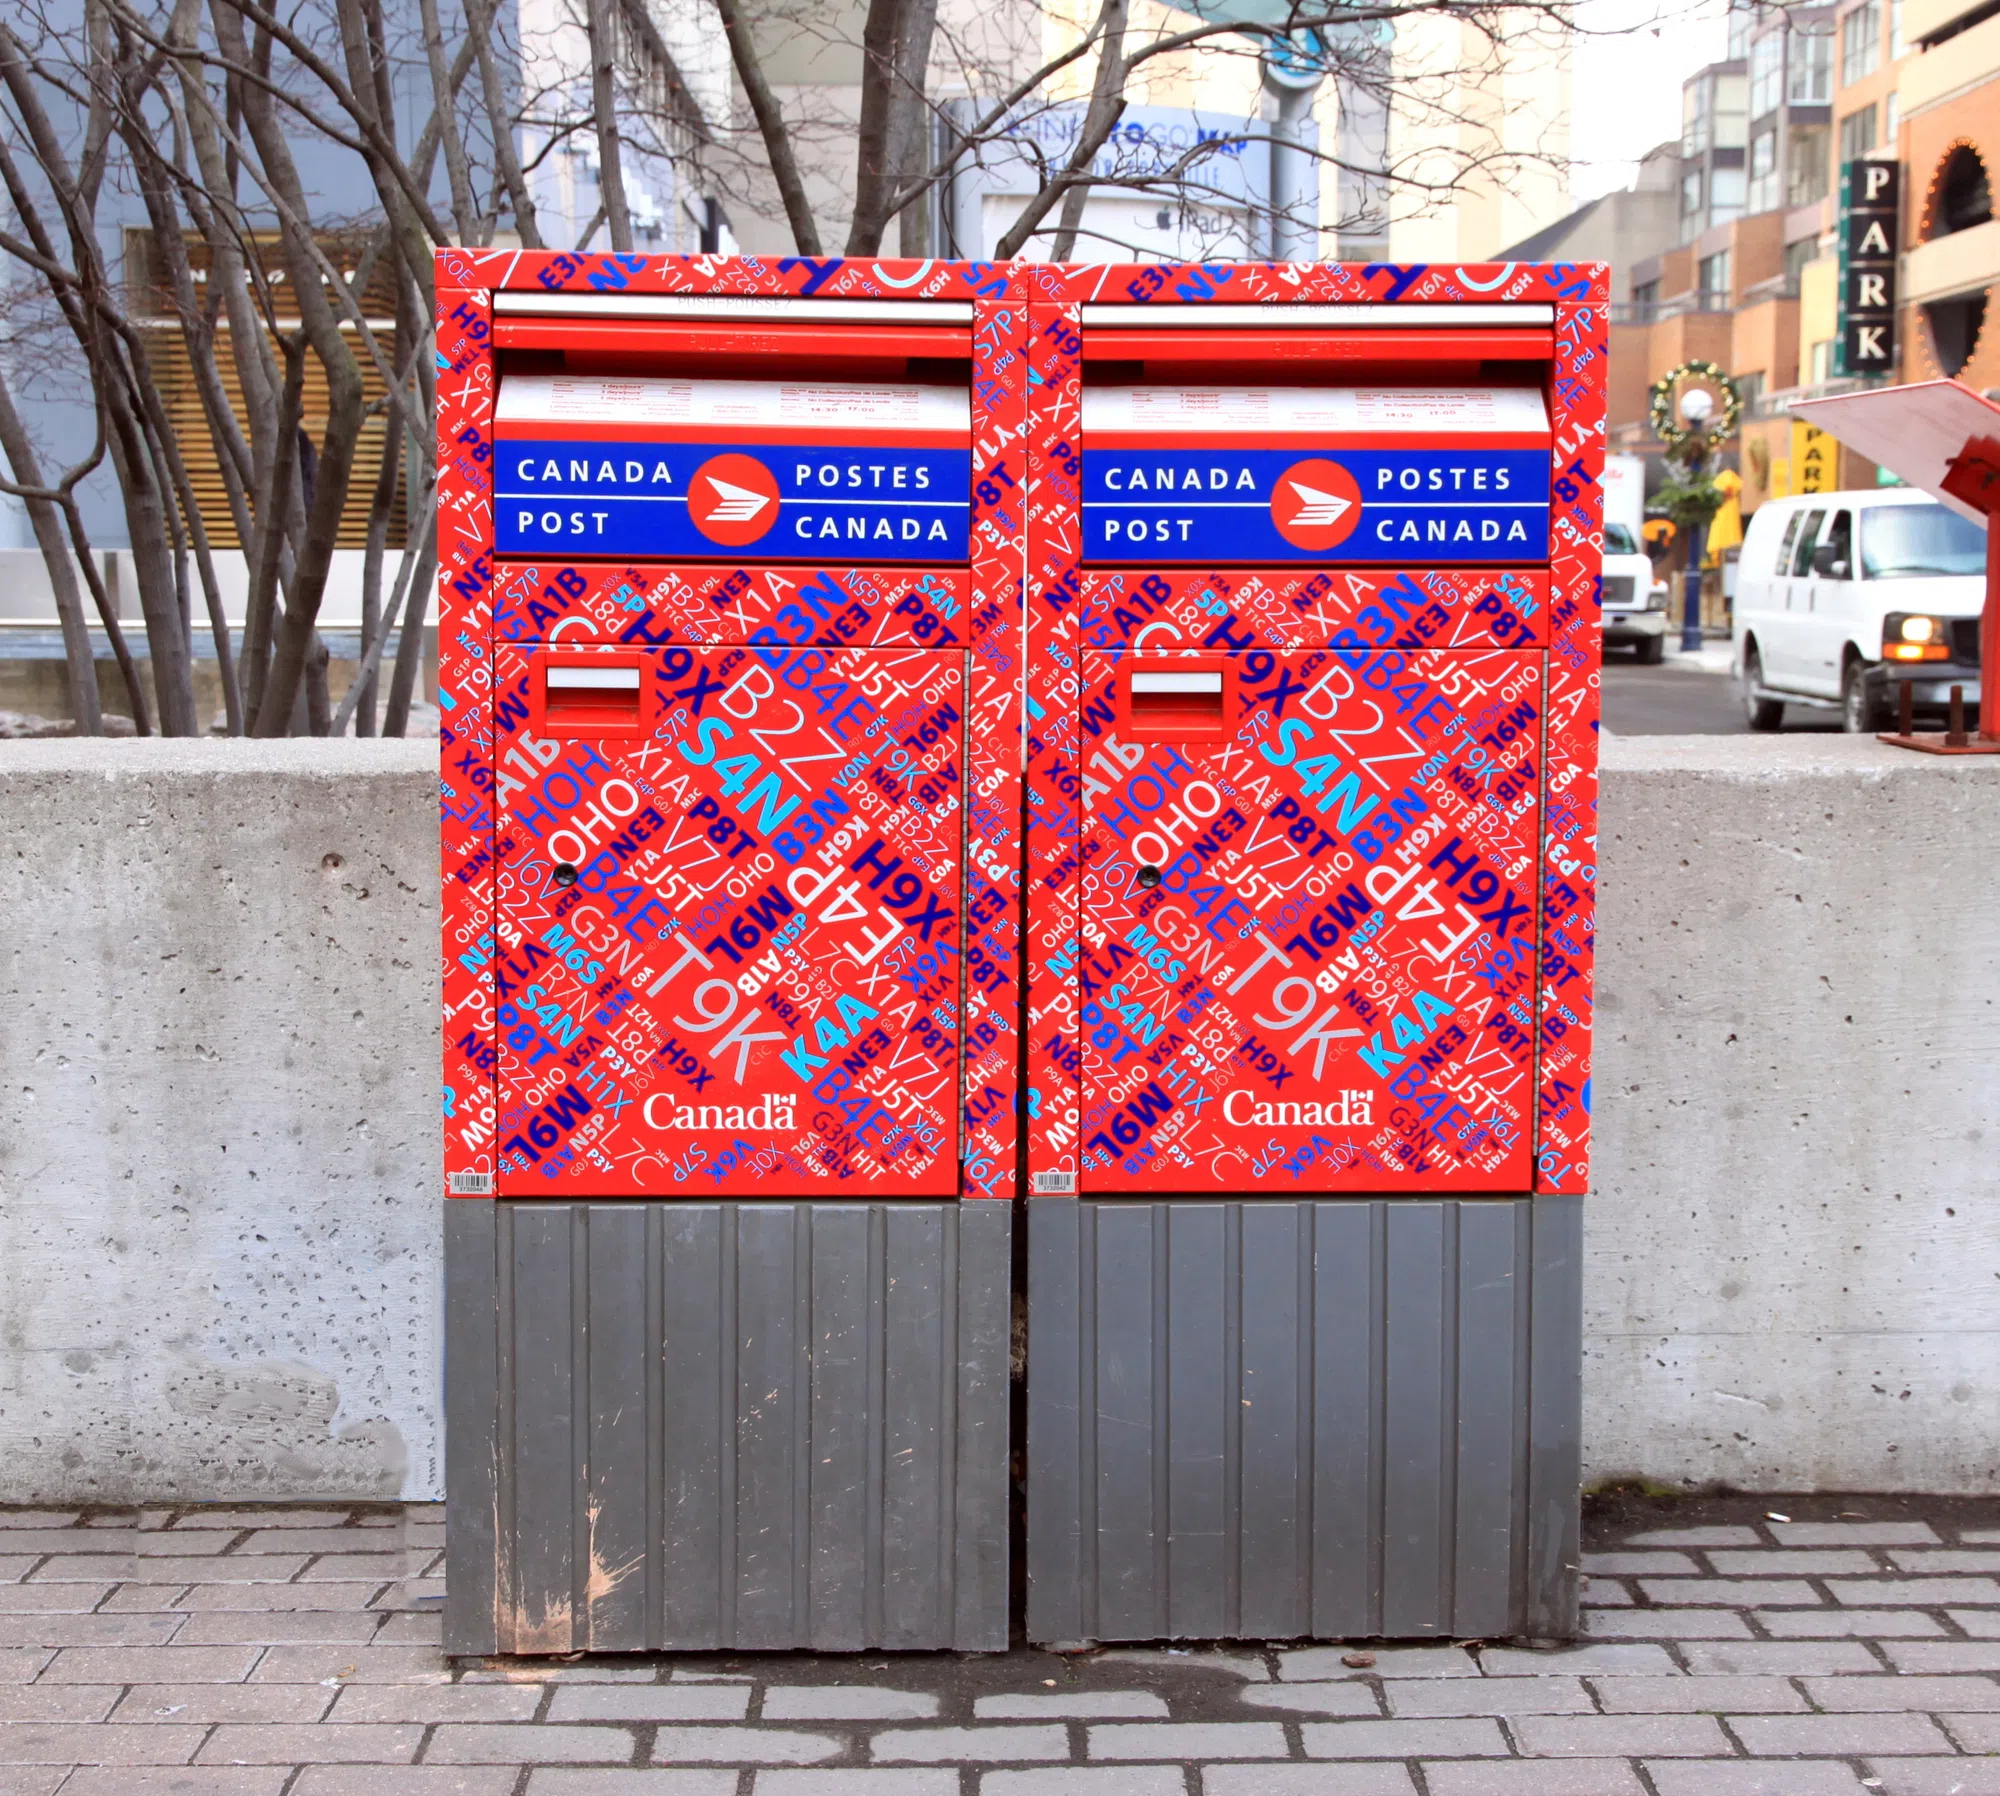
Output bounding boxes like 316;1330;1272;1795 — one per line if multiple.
1082;384;1552;565
494;375;971;561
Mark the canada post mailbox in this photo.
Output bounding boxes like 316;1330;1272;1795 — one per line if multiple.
1021;277;1604;1645
436;262;1025;1655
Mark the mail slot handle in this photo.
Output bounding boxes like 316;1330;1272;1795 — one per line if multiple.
1127;665;1227;736
541;661;646;736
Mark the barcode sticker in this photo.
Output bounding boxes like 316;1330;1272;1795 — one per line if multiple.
1032;1171;1077;1195
449;1172;494;1195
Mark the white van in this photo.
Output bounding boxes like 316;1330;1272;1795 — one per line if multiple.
1734;488;1987;731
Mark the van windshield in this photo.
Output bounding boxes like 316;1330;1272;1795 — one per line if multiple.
1603;522;1639;554
1861;504;1987;578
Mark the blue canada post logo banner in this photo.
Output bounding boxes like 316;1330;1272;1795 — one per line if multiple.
1081;385;1551;565
493;375;972;562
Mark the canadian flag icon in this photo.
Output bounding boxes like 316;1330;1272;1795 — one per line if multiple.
1270;458;1363;552
690;453;781;546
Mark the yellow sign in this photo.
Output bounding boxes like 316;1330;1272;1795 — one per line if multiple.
1792;420;1833;494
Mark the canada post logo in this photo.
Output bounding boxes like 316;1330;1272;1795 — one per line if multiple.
690;453;780;547
1270;458;1362;553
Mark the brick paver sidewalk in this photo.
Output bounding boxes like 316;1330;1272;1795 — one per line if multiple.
1;1495;1997;1794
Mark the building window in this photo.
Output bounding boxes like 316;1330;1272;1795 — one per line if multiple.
1783;236;1818;291
1683;169;1704;218
1684;80;1712;156
1750;31;1784;116
1700;249;1733;304
1839;104;1878;167
1631;278;1660;322
1749;129;1779;212
1735;372;1767;414
1841;1;1880;83
1890;0;1904;56
1788;125;1830;203
1789;24;1832;101
1884;93;1898;143
1710;167;1747;222
1927;144;1992;237
1811;339;1834;381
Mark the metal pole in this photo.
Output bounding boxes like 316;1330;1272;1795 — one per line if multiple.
1268;81;1319;261
1983;511;1998;741
1681;446;1707;655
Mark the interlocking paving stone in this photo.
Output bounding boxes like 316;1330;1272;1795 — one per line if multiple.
1590;1675;1806;1713
111;1682;334;1722
295;1772;520;1796
248;1645;451;1683
1279;1647;1477;1680
179;1583;384;1613
166;1510;358;1530
0;1653;51;1684
0;1515;81;1531
985;1773;1187;1796
0;1772;84;1796
1883;1641;2000;1673
0;1564;36;1585
765;1688;941;1721
45;1556;311;1584
299;1555;411;1581
432;1724;638;1763
43;1644;258;1683
236;1530;404;1554
1942;1712;2000;1750
1205;1769;1416;1796
1967;1531;2000;1545
1803;1673;2000;1710
651;1727;845;1764
1832;1577;2000;1605
1583;1609;1754;1639
175;1611;386;1645
196;1722;426;1764
1098;1651;1267;1682
1509;1713;1731;1756
1299;1719;1508;1758
1582;1577;1633;1606
1679;1641;1882;1675
58;1771;292;1796
1237;1683;1380;1716
1889;1550;2000;1573
329;1682;543;1722
527;1775;738;1796
1865;1760;2000;1795
1769;1522;1939;1547
755;1774;960;1796
1422;1763;1647;1796
0;1615;181;1649
1954;1609;2000;1637
1639;1579;1822;1607
0;1534;131;1557
1479;1644;1678;1676
1580;1553;1699;1575
461;1666;661;1684
1703;1552;1880;1575
0;1722;208;1763
0;1587;118;1615
1756;1609;1946;1637
1729;1712;1954;1754
97;1585;194;1614
548;1686;754;1722
1089;1724;1287;1761
875;1727;1066;1763
1645;1762;1871;1795
0;1686;123;1722
1625;1527;1761;1547
1382;1677;1593;1717
976;1693;1169;1719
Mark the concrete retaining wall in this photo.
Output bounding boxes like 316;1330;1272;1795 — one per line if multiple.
0;736;1995;1502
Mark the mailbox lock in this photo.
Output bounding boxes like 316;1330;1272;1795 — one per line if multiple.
552;863;579;888
1136;866;1162;889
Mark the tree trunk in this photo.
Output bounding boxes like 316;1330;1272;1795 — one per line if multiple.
584;0;634;249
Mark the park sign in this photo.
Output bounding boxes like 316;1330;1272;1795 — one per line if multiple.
1836;158;1899;377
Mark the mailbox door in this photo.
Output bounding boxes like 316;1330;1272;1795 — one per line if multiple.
492;640;968;1199
1076;645;1543;1194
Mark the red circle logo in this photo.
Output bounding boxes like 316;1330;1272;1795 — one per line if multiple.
1270;458;1363;552
690;453;781;547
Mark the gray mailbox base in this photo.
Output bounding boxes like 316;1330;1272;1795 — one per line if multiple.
446;1200;1013;1655
1026;1197;1582;1645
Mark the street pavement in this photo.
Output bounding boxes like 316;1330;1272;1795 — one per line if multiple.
1601;640;1843;738
0;1494;1997;1793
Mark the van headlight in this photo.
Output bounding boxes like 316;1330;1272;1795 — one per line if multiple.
1646;581;1670;611
1882;614;1951;661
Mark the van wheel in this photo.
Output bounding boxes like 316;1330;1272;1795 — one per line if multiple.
1841;659;1881;733
1634;634;1665;665
1741;644;1784;731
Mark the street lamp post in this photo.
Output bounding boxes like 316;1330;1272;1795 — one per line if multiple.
1678;387;1715;655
